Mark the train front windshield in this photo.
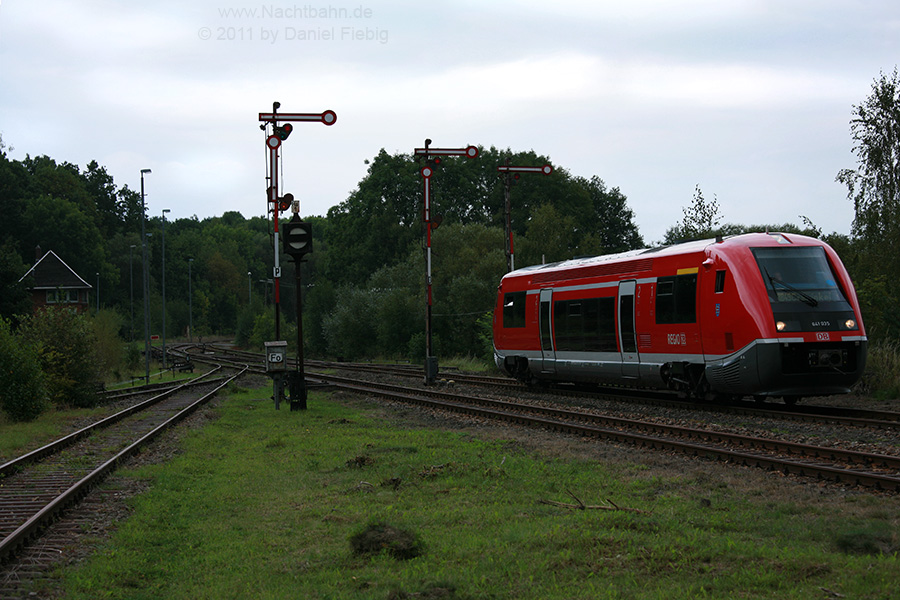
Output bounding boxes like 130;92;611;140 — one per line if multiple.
752;246;847;306
752;245;860;334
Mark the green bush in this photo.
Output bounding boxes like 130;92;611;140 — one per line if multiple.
407;331;442;363
323;287;377;360
90;308;125;379
0;317;47;421
124;341;141;374
20;307;102;408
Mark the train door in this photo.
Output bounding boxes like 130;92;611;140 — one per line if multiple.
539;289;555;373
618;280;640;379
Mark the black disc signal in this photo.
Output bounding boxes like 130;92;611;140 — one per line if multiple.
283;215;313;259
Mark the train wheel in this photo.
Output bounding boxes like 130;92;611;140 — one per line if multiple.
783;396;800;406
511;357;532;385
690;367;713;401
753;395;766;404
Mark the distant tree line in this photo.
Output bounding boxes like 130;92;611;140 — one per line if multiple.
0;141;646;366
2;67;900;420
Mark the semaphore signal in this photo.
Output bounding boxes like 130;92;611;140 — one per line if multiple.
413;139;480;385
257;101;336;410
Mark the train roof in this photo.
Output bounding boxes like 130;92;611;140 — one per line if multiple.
502;232;824;283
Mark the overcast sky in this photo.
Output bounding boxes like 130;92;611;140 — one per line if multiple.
2;1;898;244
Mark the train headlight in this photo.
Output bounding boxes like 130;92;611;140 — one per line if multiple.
776;320;787;332
844;319;857;330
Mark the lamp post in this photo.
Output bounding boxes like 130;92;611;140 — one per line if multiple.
248;271;252;304
140;168;151;384
95;272;99;313
188;258;194;343
129;244;136;342
161;208;170;370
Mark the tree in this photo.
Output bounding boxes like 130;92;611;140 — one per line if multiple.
321;147;645;286
518;204;579;266
0;241;32;324
322;286;378;359
579;175;644;253
323;149;421;286
22;156;98;227
117;184;144;233
0;138;30;247
834;68;900;340
19;194;115;287
837;68;900;283
19;307;102;408
431;222;507;356
0;317;47;421
663;185;723;243
83;160;123;238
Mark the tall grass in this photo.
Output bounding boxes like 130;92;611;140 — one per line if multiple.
857;338;900;399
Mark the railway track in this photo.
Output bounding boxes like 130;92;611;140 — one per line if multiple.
273;353;900;430
0;364;244;579
204;344;900;430
312;372;900;492
329;365;900;430
191;345;900;490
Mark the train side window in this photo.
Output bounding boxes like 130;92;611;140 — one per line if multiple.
553;297;617;352
656;279;675;322
594;297;617;351
503;291;527;328
715;270;726;293
554;300;580;350
656;274;698;324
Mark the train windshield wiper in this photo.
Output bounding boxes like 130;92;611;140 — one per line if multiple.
765;270;818;307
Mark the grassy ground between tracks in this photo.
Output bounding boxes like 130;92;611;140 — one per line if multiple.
0;365;200;462
57;384;899;600
0;406;110;462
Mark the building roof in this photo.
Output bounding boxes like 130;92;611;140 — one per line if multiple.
19;250;92;290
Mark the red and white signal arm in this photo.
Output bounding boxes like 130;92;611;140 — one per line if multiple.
497;164;553;175
415;145;479;158
258;110;337;126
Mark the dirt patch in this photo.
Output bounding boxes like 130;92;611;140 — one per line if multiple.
349;522;425;560
345;454;375;468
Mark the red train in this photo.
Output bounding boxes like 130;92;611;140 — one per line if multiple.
492;232;867;403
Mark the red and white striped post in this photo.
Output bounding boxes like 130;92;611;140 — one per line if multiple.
413;140;479;384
